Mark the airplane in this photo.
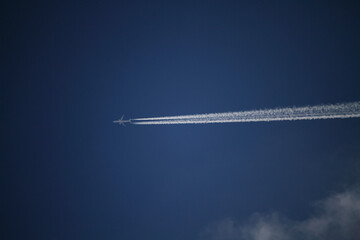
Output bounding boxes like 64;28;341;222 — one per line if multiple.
113;115;132;126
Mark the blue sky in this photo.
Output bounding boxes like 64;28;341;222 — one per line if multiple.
2;1;360;239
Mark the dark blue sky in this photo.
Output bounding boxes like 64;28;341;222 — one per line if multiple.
2;1;360;239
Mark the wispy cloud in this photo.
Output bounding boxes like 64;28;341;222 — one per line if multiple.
199;188;360;240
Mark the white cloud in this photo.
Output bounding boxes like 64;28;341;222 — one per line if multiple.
199;188;360;240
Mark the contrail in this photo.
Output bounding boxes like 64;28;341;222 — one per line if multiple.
129;102;360;125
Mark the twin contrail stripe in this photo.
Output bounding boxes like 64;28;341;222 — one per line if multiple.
131;101;360;125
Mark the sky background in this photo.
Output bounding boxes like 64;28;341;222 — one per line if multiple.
2;1;360;239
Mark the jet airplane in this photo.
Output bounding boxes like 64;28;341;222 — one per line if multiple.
113;115;132;126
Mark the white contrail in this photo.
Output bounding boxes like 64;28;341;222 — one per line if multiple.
130;102;360;125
